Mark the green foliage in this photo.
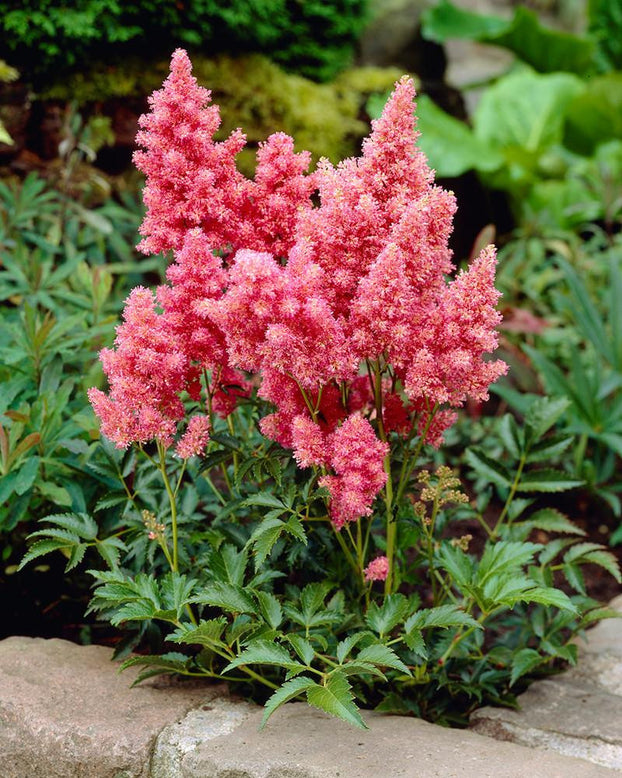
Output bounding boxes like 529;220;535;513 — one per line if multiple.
422;1;597;75
21;383;619;727
588;0;622;71
41;55;403;175
0;0;369;84
0;172;150;558
379;1;622;228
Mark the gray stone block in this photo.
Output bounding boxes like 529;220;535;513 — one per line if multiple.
0;636;214;778
470;594;622;770
178;702;613;778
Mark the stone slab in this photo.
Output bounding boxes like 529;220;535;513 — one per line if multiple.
470;595;622;770
177;702;613;778
0;636;216;778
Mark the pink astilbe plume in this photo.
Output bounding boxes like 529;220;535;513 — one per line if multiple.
294;76;437;313
134;49;247;256
402;245;507;408
211;245;355;389
319;415;389;530
135;50;315;259
88;287;189;448
176;415;211;459
239;133;317;258
364;556;389;583
91;56;508;556
157;228;228;369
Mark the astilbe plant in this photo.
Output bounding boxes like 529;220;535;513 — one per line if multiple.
23;50;621;728
89;49;505;589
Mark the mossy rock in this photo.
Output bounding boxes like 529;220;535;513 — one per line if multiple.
40;54;407;173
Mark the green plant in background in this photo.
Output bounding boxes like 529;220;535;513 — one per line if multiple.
421;1;598;75
0;59;19;145
0;0;369;83
365;0;622;229
589;0;622;70
0;173;153;565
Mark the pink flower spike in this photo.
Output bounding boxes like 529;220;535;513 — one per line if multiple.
176;415;211;459
364;556;389;582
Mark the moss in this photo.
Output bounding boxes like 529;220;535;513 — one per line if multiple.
40;55;409;174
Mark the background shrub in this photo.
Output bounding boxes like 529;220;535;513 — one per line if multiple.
0;0;369;83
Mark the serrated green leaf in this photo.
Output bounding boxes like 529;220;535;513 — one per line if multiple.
284;514;307;544
357;644;412;676
563;563;586;594
18;538;70;570
404;628;427;659
517;508;585;536
465;448;512;488
524;397;571;441
437;544;474;588
248;517;286;570
565;545;622;583
226;614;253;646
365;594;410;637
306;671;367;730
121;652;189;685
498;414;523;459
65;543;87;571
299;583;333;623
405;604;479;632
336;632;372;664
260;677;318;729
517;469;583;493
111;600;159;625
193;583;257;615
339;661;387;680
36;512;98;540
256;591;283;629
478;542;541;584
223;639;305;674
526;434;574;464
243;493;287;510
538;538;576;566
96;536;126;570
525;586;577;612
286;634;315;666
510;648;543;686
173;617;228;647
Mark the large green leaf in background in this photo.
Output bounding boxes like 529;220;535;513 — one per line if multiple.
422;0;597;75
472;70;584;192
414;95;503;177
564;73;622;156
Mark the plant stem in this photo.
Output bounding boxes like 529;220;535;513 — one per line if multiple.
227;415;240;481
492;453;527;538
157;441;179;572
394;403;439;507
367;360;398;595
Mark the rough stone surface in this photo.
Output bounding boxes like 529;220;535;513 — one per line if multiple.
0;636;215;778
470;595;622;770
179;703;614;778
151;698;256;778
358;0;434;71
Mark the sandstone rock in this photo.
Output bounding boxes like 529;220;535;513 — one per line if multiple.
0;636;215;778
470;594;622;770
178;702;613;778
